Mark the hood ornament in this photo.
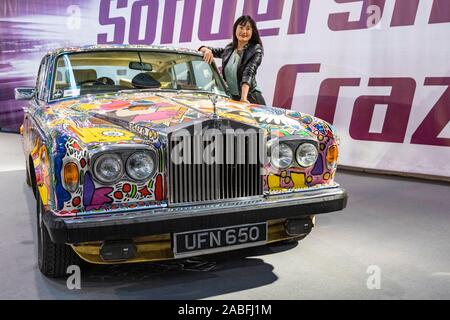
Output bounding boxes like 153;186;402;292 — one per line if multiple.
208;94;219;119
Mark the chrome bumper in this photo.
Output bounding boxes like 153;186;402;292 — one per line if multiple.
43;186;347;244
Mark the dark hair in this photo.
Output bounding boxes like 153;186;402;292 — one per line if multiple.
232;15;263;49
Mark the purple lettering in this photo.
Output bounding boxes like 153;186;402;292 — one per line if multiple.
273;64;321;109
390;0;419;27
198;0;238;41
349;78;416;143
97;0;127;44
243;0;285;37
129;0;159;45
288;0;311;34
315;78;361;124
429;0;450;24
161;0;197;44
411;78;450;147
328;0;386;31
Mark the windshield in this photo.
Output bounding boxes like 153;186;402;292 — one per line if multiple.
51;50;228;100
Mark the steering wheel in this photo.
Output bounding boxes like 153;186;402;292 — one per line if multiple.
78;77;115;86
96;77;115;85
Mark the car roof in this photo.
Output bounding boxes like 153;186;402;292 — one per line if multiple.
49;44;202;57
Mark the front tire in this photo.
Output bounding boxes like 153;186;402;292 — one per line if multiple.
36;192;80;278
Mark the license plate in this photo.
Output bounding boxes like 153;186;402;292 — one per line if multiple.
173;222;268;257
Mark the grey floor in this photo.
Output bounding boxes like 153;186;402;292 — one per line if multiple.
0;132;449;300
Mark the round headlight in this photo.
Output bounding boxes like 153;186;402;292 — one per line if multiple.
296;143;318;168
93;153;123;183
270;143;294;169
126;151;155;181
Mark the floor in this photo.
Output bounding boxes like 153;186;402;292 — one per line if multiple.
0;132;449;300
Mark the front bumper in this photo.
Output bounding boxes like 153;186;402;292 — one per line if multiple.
44;186;348;244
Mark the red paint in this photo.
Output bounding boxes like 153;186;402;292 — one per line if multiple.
80;158;86;168
114;191;123;199
138;186;151;197
155;174;164;201
122;183;131;193
72;196;81;207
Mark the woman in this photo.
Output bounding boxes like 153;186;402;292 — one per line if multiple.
198;15;266;105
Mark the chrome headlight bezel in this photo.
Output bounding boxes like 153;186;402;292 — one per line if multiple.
91;146;159;185
270;143;294;169
92;153;124;184
125;151;157;182
296;142;319;168
268;137;319;170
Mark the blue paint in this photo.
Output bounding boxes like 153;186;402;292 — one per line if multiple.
54;135;71;210
83;172;95;207
311;154;324;176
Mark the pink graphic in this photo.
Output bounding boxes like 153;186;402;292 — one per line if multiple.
100;100;132;111
133;110;178;122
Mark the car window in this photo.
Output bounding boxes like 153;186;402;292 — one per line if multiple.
35;56;49;101
50;51;227;101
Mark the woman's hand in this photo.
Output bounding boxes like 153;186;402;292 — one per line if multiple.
240;83;250;103
199;47;214;64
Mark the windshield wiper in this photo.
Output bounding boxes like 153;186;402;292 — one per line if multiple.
177;89;230;98
117;88;179;94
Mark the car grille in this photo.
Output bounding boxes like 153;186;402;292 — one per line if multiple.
168;120;264;204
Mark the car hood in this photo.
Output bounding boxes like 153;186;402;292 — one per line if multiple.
50;91;333;145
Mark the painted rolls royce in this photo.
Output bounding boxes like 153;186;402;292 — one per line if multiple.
16;45;347;278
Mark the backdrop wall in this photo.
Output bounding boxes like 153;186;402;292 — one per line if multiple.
1;0;449;178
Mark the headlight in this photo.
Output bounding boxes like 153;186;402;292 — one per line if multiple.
93;153;123;183
126;151;156;181
296;143;318;168
270;143;294;169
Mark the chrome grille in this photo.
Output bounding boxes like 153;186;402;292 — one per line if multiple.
168;121;263;204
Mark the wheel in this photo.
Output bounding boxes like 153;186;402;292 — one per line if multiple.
36;192;80;278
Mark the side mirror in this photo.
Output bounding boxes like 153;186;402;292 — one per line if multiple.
15;87;35;100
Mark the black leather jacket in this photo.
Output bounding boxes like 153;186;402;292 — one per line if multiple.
200;43;263;95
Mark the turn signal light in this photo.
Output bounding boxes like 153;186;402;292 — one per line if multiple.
64;162;79;192
326;145;338;169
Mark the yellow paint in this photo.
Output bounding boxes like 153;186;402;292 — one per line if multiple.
291;172;307;188
76;103;98;111
71;221;298;265
268;175;281;189
48;119;70;127
68;126;135;144
38;184;49;206
36;145;51;206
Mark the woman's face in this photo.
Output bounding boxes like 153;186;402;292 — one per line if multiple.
236;22;253;43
